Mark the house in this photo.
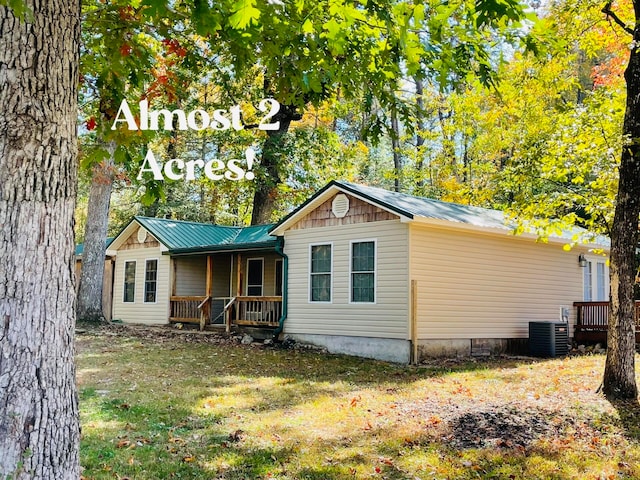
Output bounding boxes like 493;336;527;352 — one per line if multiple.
269;180;611;362
105;217;284;331
104;180;612;362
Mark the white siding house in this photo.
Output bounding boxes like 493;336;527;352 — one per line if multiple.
270;180;609;362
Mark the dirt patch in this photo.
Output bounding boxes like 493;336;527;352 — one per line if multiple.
446;405;580;449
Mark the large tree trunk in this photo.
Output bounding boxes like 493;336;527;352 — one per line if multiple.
603;14;640;399
0;1;81;477
77;144;115;322
250;104;300;225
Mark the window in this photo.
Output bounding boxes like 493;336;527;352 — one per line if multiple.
275;259;283;296
596;262;606;301
123;261;136;303
351;240;375;303
246;258;264;296
583;261;592;301
144;259;158;303
310;244;332;302
583;258;609;302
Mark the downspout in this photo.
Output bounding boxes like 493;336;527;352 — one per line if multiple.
273;237;288;339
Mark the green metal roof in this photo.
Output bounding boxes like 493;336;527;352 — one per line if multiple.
133;216;278;254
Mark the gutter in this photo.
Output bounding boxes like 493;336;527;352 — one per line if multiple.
273;236;288;339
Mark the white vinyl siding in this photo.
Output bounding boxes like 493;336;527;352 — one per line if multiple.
409;223;586;340
284;219;409;339
112;244;170;325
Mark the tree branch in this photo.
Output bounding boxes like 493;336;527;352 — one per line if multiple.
602;2;634;36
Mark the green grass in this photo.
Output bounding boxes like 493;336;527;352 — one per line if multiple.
78;329;640;479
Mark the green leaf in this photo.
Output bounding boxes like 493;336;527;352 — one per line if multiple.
229;0;261;30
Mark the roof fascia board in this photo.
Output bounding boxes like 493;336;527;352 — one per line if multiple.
168;242;278;256
105;219;141;255
106;217;170;255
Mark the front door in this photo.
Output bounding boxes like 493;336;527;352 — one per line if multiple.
246;258;264;296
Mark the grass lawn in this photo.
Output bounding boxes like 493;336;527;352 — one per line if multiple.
77;326;640;479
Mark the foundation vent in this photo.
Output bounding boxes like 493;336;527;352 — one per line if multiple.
332;194;349;218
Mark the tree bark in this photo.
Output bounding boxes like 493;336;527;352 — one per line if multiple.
77;144;115;323
603;16;640;399
0;1;81;477
414;77;426;188
391;107;401;193
250;104;300;225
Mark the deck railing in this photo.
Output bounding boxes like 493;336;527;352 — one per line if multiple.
224;296;282;331
171;295;282;331
573;301;640;343
169;296;207;323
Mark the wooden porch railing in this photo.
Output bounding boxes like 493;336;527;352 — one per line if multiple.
169;295;210;330
224;296;282;331
573;301;640;343
171;295;282;332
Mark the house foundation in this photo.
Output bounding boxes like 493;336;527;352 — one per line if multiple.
285;333;411;363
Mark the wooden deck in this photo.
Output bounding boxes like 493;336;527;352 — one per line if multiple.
573;301;640;343
170;295;282;331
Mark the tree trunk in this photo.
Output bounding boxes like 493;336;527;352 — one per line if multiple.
77;144;115;323
250;104;300;225
414;77;426;188
603;18;640;399
391;107;401;193
0;0;81;477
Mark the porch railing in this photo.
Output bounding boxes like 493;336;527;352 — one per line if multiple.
171;295;282;332
224;296;282;331
573;301;640;343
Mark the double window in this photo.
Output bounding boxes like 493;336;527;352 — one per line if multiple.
308;240;376;303
310;244;332;302
123;259;158;303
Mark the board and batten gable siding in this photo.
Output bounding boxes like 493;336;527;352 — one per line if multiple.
409;223;585;340
111;231;170;325
284;219;409;339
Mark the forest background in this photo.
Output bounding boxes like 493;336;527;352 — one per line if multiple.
76;0;628;243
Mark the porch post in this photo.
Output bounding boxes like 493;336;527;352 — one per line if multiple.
201;255;213;331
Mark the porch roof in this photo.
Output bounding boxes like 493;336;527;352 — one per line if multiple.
122;217;278;254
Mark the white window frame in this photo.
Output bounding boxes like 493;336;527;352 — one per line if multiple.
349;239;377;305
275;258;283;297
308;242;333;303
143;258;159;304
123;260;136;303
245;257;264;297
582;256;609;302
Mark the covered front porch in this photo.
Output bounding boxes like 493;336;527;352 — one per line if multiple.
573;301;640;343
168;250;284;331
